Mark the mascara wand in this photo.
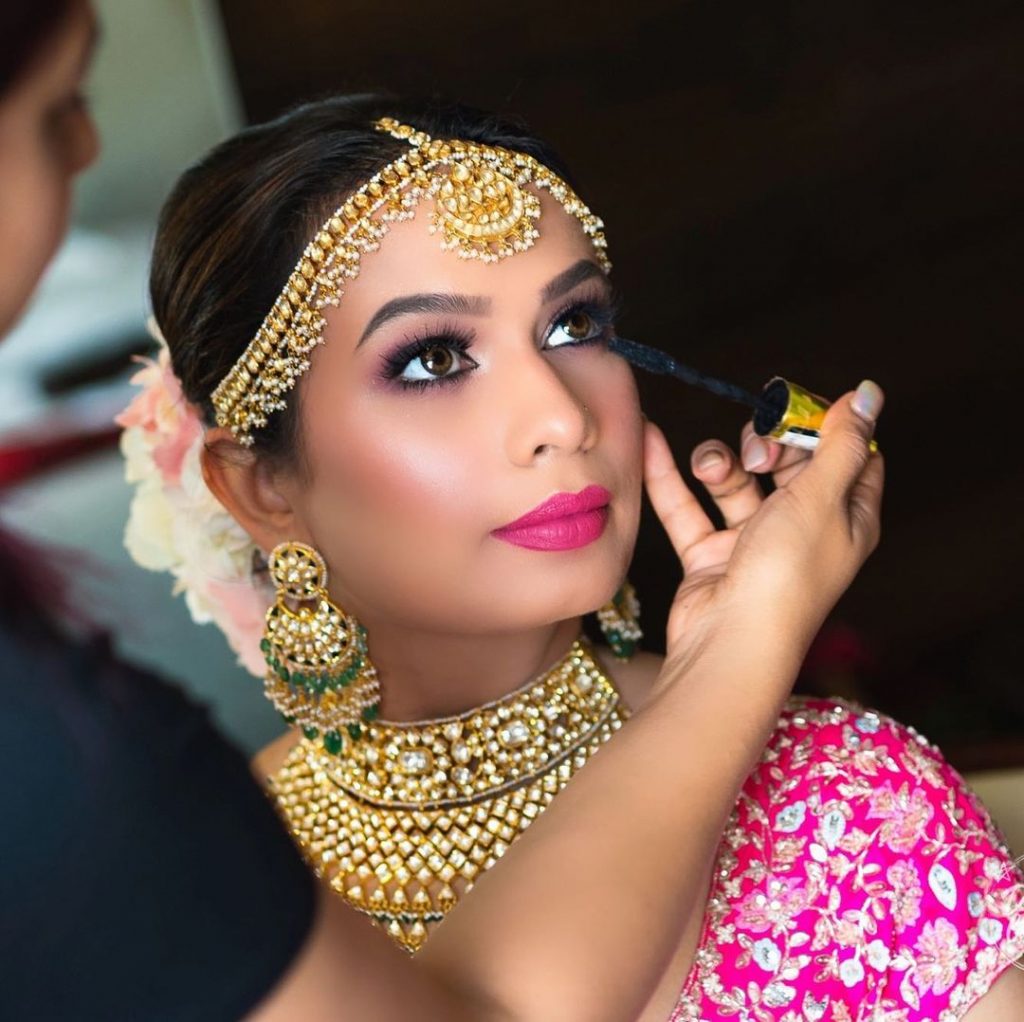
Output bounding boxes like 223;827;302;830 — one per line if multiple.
609;336;877;453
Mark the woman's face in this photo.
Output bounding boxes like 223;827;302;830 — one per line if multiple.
286;191;644;636
0;1;98;337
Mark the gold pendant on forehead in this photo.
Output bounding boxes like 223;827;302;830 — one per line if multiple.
269;637;627;952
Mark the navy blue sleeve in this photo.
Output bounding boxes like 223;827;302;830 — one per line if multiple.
0;629;316;1022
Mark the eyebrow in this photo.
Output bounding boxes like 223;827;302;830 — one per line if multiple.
540;259;607;303
357;293;491;347
356;258;609;347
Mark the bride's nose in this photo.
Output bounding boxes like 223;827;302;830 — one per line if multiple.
502;350;595;466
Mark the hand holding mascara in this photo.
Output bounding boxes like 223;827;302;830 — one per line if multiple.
609;336;880;455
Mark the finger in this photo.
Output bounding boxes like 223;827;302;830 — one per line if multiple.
690;440;763;530
643;420;717;561
849;443;885;552
801;380;884;503
740;422;811;481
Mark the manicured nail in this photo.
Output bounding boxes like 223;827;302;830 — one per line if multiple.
851;380;884;422
696;448;725;472
741;434;769;472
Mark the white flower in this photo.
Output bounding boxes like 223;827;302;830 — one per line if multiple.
820;808;847;849
124;479;178;572
928;862;958;910
839;957;865;987
775;800;807;833
866;939;891;971
967;891;984;918
752;938;782;972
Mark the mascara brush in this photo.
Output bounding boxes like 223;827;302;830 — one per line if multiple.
609;336;877;453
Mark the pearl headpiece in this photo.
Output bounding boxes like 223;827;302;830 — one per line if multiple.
211;117;611;446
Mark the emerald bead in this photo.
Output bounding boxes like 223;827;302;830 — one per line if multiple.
347;723;362;741
282;714;296;725
259;638;271;654
277;665;290;682
362;704;380;722
302;725;319;741
322;730;343;755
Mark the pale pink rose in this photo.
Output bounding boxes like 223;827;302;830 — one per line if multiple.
887;860;924;933
115;347;202;486
205;578;271;677
867;782;934;854
913;918;967;996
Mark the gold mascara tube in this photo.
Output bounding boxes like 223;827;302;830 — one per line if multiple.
752;377;879;453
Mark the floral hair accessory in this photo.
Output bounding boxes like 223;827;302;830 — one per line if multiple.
117;318;268;676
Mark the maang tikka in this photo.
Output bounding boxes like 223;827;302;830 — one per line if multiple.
261;541;381;755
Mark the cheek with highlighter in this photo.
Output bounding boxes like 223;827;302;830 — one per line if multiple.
297;383;510;626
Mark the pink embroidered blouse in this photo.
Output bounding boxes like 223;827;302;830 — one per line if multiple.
669;698;1024;1021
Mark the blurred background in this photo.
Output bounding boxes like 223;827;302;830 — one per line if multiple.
1;0;1021;815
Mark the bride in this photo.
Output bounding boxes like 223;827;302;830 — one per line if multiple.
121;94;1024;1018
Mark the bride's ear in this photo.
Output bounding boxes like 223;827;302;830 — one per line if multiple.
200;427;308;553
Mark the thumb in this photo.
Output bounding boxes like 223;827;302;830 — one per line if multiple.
805;380;884;497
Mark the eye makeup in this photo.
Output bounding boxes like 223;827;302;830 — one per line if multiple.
379;323;478;391
378;289;623;392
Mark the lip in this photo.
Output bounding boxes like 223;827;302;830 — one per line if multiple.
492;485;611;551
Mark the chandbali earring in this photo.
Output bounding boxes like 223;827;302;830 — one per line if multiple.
261;541;381;756
597;580;643;660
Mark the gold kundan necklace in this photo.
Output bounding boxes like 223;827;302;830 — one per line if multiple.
269;636;627;952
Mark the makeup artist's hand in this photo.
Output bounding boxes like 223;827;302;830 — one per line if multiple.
644;381;884;665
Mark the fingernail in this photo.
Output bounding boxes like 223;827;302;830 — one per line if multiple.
741;434;769;471
851;380;884;422
696;448;725;472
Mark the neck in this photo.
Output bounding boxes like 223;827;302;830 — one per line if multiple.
360;615;584;722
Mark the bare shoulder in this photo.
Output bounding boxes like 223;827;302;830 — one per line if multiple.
251;728;301;782
594;645;665;713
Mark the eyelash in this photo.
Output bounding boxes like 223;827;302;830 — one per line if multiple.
379;291;623;392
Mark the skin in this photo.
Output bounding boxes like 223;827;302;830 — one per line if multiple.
0;1;98;338
5;4;1018;1018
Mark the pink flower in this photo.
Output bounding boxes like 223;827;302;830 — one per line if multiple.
913;918;966;996
867;782;934;854
118;328;267;678
887;860;923;933
115;346;202;486
735;875;814;933
206;578;270;677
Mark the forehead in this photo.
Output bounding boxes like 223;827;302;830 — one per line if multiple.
330;189;606;333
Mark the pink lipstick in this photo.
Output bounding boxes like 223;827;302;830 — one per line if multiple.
492;485;611;551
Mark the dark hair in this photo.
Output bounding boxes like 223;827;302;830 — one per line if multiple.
0;0;72;96
150;94;576;466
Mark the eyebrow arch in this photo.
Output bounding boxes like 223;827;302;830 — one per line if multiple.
357;293;491;347
540;259;607;303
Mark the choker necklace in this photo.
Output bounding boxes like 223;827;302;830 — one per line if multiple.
269;636;627;952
